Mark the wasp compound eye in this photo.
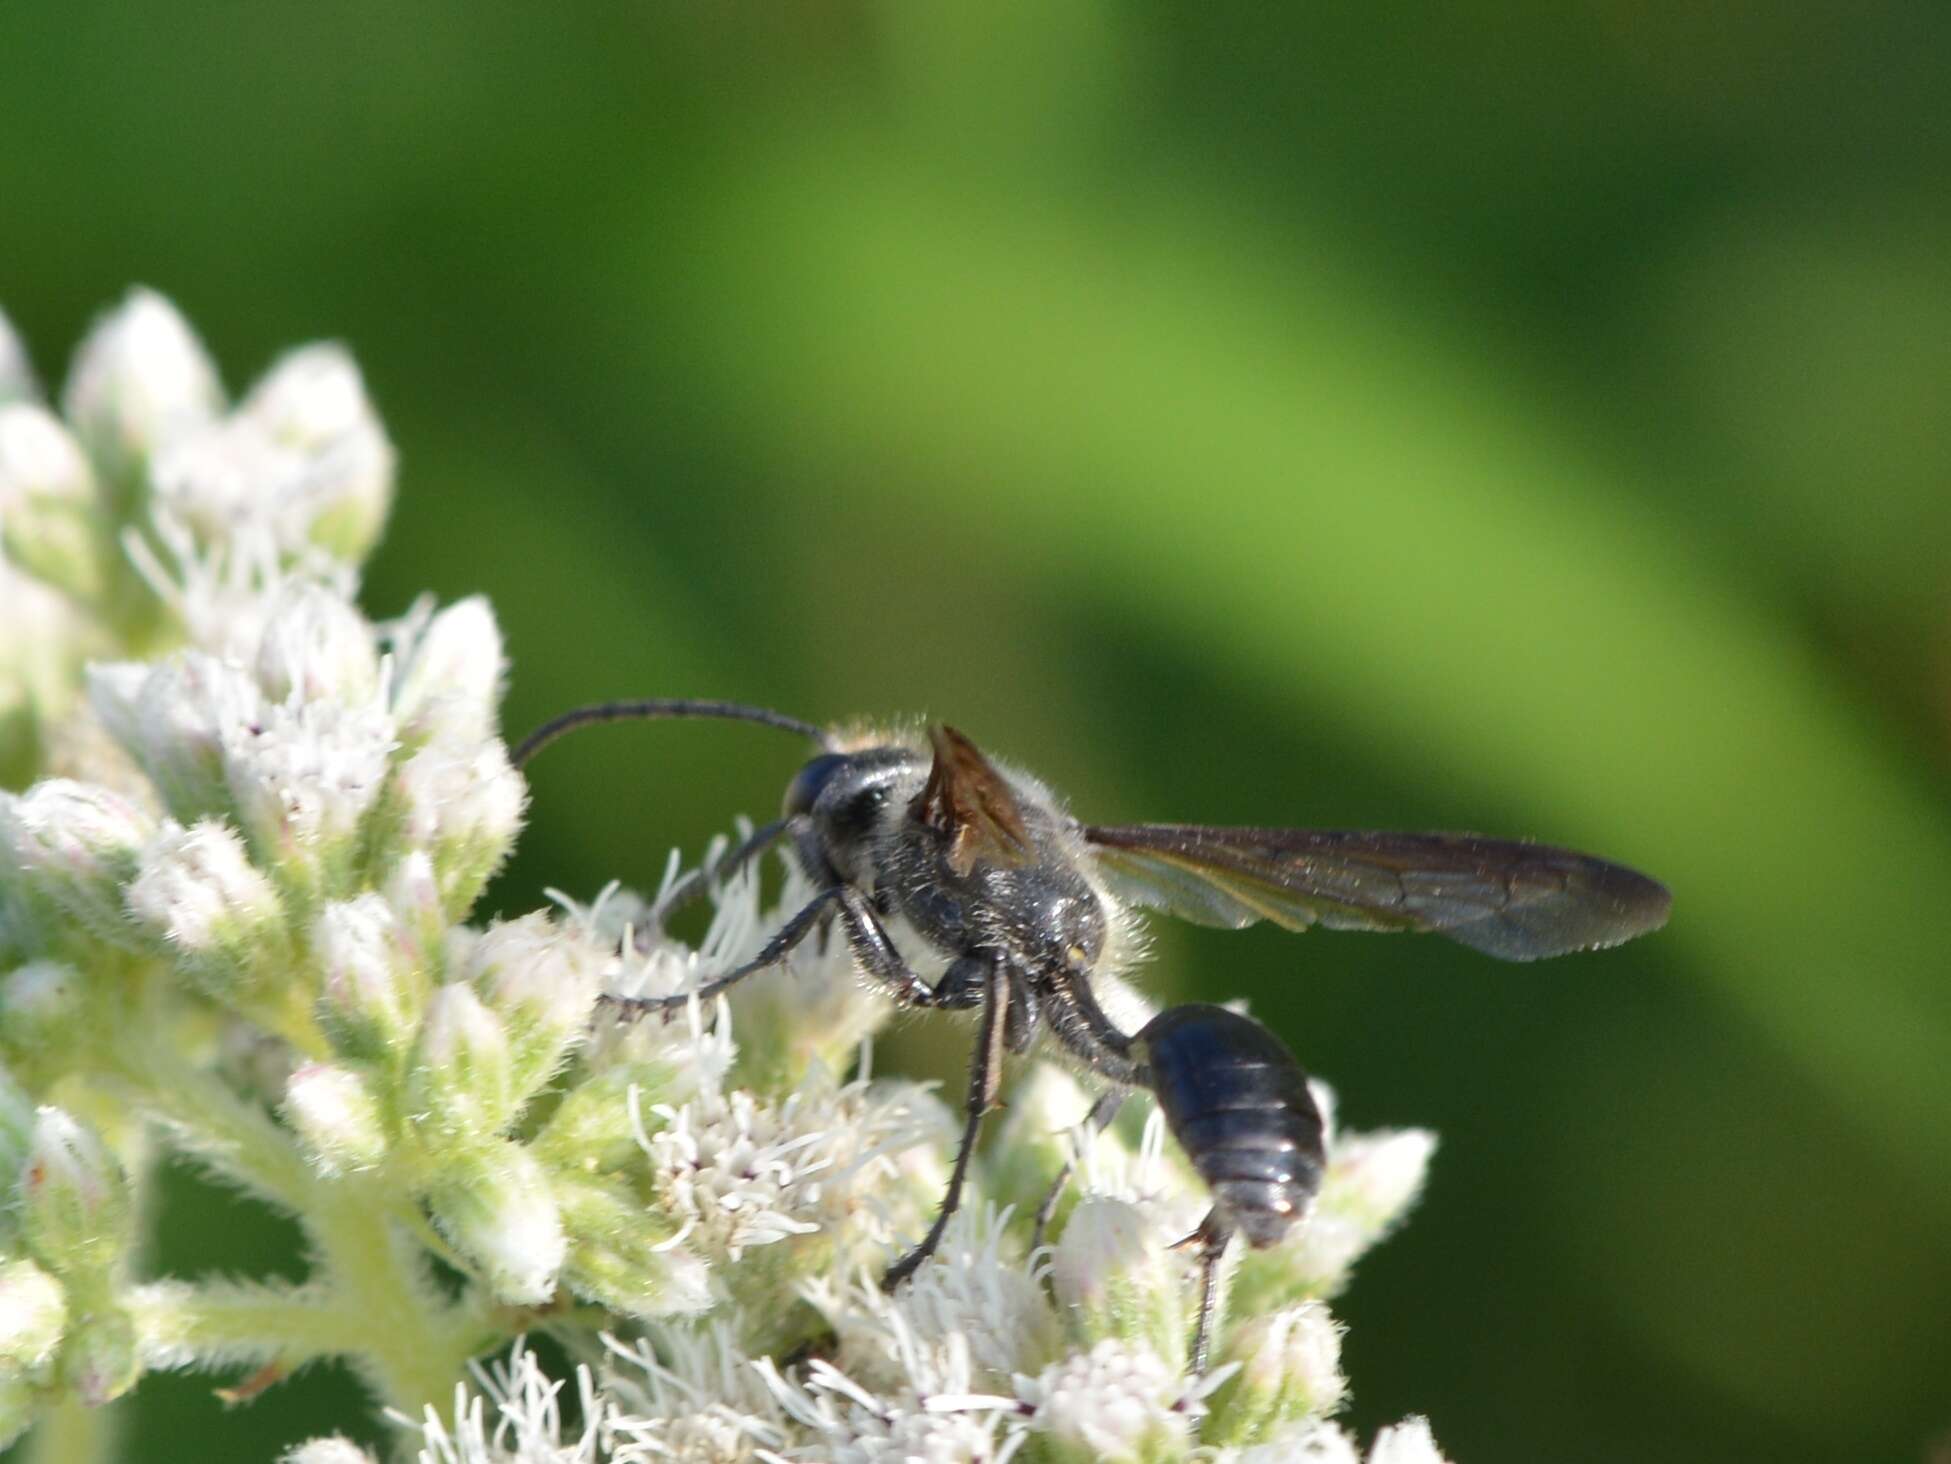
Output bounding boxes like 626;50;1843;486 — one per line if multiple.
783;753;851;818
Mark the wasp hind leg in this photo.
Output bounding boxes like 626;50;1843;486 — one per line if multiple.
1168;1212;1234;1374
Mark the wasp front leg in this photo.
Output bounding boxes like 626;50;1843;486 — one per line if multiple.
882;956;1010;1290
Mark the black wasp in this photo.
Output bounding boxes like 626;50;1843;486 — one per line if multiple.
516;699;1670;1368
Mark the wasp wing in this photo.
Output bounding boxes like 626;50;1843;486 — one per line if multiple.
1081;824;1669;961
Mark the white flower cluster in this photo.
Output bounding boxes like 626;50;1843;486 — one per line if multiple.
0;295;1457;1464
361;1063;1446;1463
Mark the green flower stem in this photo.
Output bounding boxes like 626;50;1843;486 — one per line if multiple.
300;1180;496;1416
22;1394;120;1464
239;983;334;1065
100;1012;314;1214
126;1280;359;1366
94;986;499;1421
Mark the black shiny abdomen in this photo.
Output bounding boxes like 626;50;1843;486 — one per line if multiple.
1141;1004;1325;1248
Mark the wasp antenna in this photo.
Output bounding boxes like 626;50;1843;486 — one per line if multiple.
512;698;831;766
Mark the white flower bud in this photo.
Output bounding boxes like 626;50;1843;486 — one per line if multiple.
88;652;261;823
387;737;524;916
313;895;421;1059
467;913;602;1102
254;582;379;707
426;1141;565;1305
0;405;92;505
1205;1303;1346;1446
125;820;286;1000
0;1258;68;1377
408;983;518;1138
245;344;371;448
0;306;35;403
147;419;282;544
223;698;395;895
381;849;446;978
81;660;148;756
0;404;89;495
0;779;154;941
532;1060;686;1177
1050;1198;1185;1365
0;404;85;495
17;1107;133;1279
281;1438;379;1464
240;344;394;562
554;1175;712;1318
1020;1337;1190;1464
140;343;391;567
282;1062;387;1175
1284;1128;1437;1295
61;289;223;481
0;563;84;782
390;595;504;745
1369;1417;1453;1464
0;962;84;1070
1240;1421;1361;1464
0;404;105;601
1335;1128;1435;1226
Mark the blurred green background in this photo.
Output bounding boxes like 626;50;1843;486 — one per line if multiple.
5;2;1950;1459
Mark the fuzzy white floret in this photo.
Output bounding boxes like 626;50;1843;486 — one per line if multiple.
125;818;279;952
61;288;223;469
0;403;92;510
1017;1337;1190;1463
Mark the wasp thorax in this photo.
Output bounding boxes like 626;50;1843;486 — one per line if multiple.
1049;891;1106;974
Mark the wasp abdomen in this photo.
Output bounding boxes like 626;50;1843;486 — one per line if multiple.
1141;1004;1326;1248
